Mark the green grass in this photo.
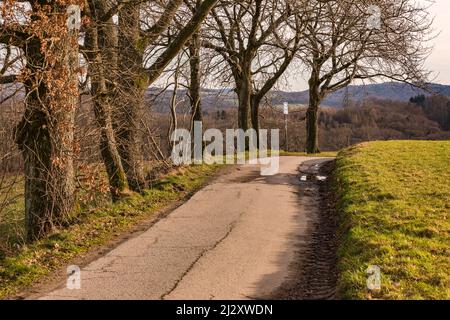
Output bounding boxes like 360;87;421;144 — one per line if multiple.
0;164;221;299
0;175;25;248
280;151;338;158
334;141;450;300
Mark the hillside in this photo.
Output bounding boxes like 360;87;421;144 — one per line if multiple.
146;82;450;112
275;82;450;107
3;81;450;111
334;141;450;299
256;96;450;152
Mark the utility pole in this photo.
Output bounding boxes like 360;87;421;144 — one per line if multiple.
283;102;289;151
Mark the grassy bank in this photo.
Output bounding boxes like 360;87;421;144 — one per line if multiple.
280;151;338;157
0;164;221;299
334;141;449;299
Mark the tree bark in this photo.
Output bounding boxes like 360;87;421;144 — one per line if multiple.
116;4;147;192
236;64;253;131
189;31;203;127
85;2;128;199
250;96;260;134
93;95;128;199
250;95;261;147
15;24;77;241
306;78;321;154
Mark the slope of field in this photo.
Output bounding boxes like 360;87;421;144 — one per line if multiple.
334;141;450;299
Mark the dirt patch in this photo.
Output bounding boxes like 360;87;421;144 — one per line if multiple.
270;159;339;300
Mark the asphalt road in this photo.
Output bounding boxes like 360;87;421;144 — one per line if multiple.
39;156;333;300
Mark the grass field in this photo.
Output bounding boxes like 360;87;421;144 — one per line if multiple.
0;164;221;299
334;141;450;299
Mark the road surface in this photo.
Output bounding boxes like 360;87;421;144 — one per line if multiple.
38;156;334;300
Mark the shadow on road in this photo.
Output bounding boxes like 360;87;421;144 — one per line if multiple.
253;158;339;300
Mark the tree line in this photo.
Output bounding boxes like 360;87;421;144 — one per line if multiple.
0;0;433;240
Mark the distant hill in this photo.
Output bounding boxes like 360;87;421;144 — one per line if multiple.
2;81;449;110
146;82;450;112
272;82;450;108
146;88;237;113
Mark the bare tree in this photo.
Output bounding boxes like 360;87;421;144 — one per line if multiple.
298;0;433;153
83;0;128;200
113;0;218;192
187;1;203;130
202;0;305;134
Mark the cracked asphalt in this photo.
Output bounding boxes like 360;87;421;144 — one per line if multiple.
39;156;333;300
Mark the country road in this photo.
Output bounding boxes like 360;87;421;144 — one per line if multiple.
37;156;336;300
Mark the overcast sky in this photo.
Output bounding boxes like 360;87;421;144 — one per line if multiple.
289;0;450;91
424;0;450;85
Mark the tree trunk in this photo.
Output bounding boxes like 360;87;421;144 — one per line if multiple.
236;65;253;131
168;65;179;150
250;96;260;133
15;25;77;241
116;4;147;192
93;95;128;199
250;95;261;147
306;80;321;154
113;0;218;189
189;31;203;127
17;99;75;241
85;3;128;200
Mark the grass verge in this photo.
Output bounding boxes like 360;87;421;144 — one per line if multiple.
333;141;449;299
0;164;221;299
280;151;338;157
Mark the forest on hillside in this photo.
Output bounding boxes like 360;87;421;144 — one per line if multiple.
147;93;450;153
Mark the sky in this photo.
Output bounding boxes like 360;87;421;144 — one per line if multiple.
288;0;450;91
423;0;450;86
